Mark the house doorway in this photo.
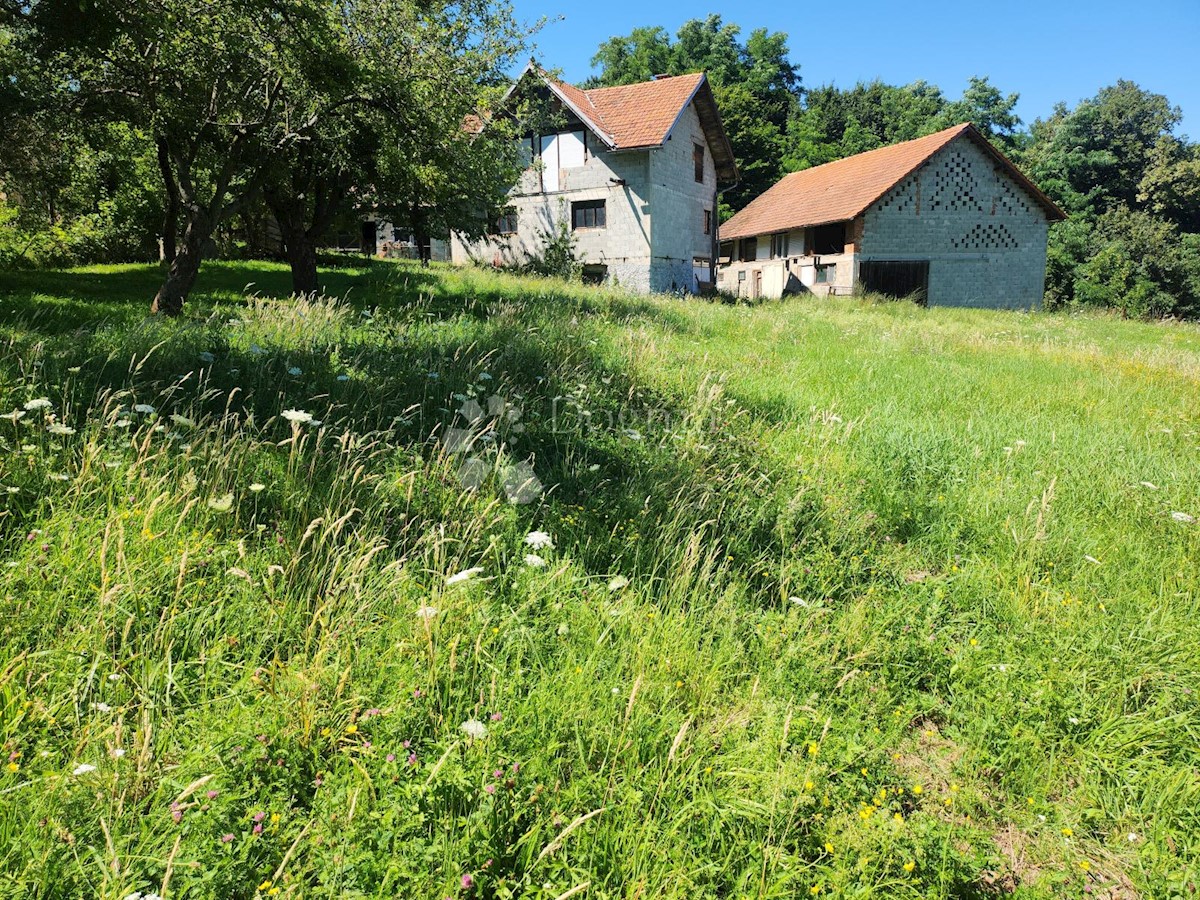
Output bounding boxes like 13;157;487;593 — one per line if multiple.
361;221;378;256
753;269;762;298
859;260;929;303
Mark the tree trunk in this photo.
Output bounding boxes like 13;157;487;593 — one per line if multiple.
156;138;180;263
284;226;319;296
152;212;210;316
265;188;321;297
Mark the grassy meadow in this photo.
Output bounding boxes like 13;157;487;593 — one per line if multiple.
0;259;1198;899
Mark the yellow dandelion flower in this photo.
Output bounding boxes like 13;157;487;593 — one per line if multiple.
860;767;869;776
903;860;916;873
344;724;357;735
271;812;280;824
824;842;834;854
6;762;18;773
675;680;683;688
969;638;978;647
1079;860;1090;871
704;766;713;775
807;742;819;757
809;886;821;896
804;780;814;791
258;880;272;891
320;727;331;738
893;812;903;823
1062;827;1074;837
912;784;923;795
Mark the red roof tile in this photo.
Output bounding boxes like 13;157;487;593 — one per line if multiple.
547;72;707;150
720;124;1064;241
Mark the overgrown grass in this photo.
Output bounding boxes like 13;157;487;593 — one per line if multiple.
0;261;1197;899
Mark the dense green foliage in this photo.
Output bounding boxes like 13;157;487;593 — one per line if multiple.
1;260;1198;897
587;22;1200;318
0;0;527;307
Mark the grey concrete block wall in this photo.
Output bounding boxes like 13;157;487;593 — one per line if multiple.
860;137;1052;309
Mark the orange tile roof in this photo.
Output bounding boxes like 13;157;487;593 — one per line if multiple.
546;72;708;150
720;123;1064;241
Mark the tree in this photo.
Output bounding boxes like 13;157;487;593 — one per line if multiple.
588;16;802;214
8;0;527;311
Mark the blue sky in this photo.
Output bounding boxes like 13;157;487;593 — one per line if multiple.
513;0;1200;138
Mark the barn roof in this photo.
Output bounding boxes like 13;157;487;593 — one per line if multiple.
720;123;1064;241
518;65;738;185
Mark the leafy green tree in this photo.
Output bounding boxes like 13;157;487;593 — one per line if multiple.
588;15;801;214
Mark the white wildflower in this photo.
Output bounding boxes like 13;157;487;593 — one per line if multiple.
72;763;97;776
1170;511;1195;524
588;463;600;472
281;409;314;424
108;673;121;681
607;575;629;592
133;404;156;415
207;493;234;513
460;719;488;739
249;482;266;493
524;553;546;568
1127;832;1139;843
49;473;70;482
23;398;52;411
47;423;76;435
91;702;112;713
416;605;438;620
525;530;553;550
5;486;18;494
110;748;125;759
446;567;484;586
2;410;25;422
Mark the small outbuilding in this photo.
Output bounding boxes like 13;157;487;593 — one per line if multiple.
717;123;1065;308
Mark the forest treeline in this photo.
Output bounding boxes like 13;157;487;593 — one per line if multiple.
2;9;1198;318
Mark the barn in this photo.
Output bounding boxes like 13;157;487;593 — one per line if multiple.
717;123;1066;308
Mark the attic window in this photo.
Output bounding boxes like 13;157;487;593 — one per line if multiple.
694;144;705;183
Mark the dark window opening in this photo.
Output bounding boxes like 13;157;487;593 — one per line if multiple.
694;144;705;183
491;209;518;235
812;222;847;255
859;260;929;303
770;233;789;258
581;264;608;285
703;209;712;236
571;200;606;230
739;238;757;263
815;263;836;284
718;241;733;264
361;220;377;256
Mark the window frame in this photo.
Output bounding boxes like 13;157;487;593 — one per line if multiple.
770;233;789;259
703;209;712;236
571;199;607;231
693;143;705;183
738;238;757;263
492;208;518;236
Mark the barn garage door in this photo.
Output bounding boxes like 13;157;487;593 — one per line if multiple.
859;260;929;303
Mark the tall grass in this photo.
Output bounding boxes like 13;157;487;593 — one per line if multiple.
0;261;1197;899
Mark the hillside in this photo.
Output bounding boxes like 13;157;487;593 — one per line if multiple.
1;260;1198;899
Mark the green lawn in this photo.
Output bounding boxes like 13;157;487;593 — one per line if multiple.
1;260;1197;899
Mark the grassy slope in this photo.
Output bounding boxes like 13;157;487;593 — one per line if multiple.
0;261;1197;899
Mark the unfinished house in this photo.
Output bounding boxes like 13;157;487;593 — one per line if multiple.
451;65;737;293
717;123;1065;308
